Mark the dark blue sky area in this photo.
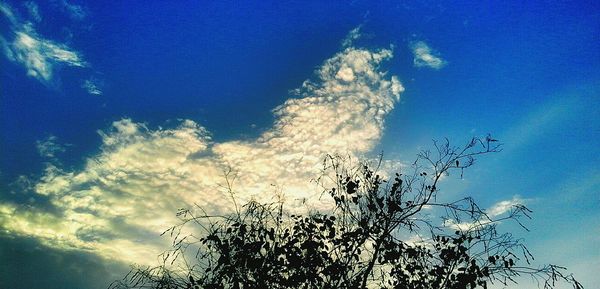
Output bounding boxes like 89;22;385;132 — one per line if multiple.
2;1;598;183
3;1;364;182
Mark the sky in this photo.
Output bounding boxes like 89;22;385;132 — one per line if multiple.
0;1;598;288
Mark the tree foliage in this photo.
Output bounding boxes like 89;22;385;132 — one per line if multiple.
111;136;582;289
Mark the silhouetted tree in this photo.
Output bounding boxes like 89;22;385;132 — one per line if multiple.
110;136;582;289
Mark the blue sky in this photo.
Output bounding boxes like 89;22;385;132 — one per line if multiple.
1;1;598;288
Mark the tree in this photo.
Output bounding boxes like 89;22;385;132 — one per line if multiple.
110;136;583;289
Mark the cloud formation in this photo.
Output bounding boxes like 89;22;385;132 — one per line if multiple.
444;196;525;231
411;41;447;70
0;44;404;266
0;1;86;84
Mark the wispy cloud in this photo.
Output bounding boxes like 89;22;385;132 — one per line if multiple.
9;29;86;80
58;0;87;21
82;77;103;95
0;1;15;22
411;41;447;70
502;96;582;151
0;43;404;265
36;135;68;159
342;25;362;47
0;1;86;84
23;1;40;22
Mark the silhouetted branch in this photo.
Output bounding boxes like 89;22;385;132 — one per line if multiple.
111;136;582;289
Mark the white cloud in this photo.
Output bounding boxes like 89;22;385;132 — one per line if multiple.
445;196;524;231
13;30;86;80
0;2;86;84
0;44;404;266
486;197;523;218
411;41;447;70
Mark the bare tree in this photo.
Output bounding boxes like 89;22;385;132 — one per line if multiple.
110;136;583;289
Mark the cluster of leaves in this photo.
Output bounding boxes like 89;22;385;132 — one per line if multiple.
110;136;582;289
